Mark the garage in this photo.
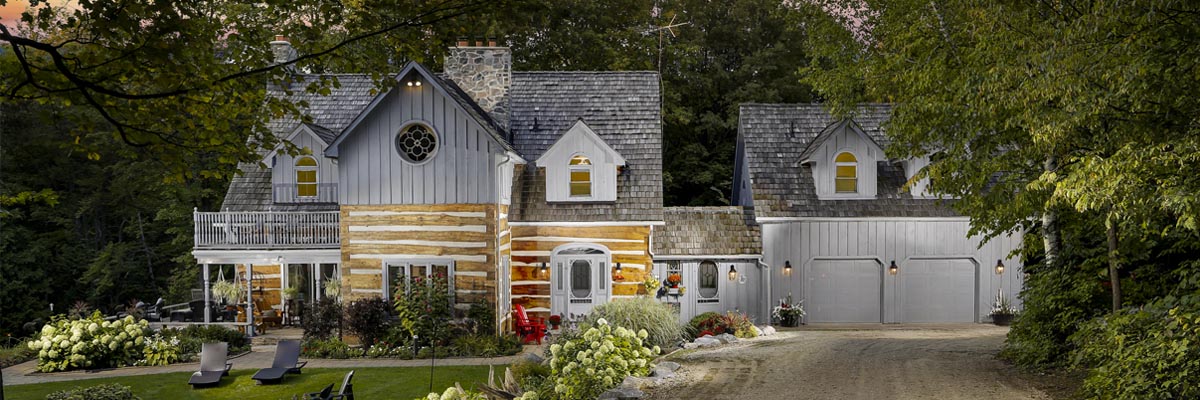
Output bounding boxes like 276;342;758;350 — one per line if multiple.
805;259;882;323
899;259;977;323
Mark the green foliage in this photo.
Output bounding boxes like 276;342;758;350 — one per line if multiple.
688;311;755;338
1;337;36;368
46;384;140;400
546;320;658;400
302;298;343;341
510;360;552;393
1072;298;1200;400
300;338;360;359
163;324;249;356
417;385;488;400
393;274;453;345
137;333;182;366
344;297;392;347
582;297;685;349
451;333;523;358
29;314;150;372
466;299;496;336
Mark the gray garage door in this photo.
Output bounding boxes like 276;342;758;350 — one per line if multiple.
807;260;882;323
900;259;976;323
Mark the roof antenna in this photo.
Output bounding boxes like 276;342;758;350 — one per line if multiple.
645;14;689;73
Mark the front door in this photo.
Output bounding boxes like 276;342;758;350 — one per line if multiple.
551;252;609;322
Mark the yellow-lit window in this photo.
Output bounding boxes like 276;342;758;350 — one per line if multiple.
835;152;857;193
296;156;318;197
569;154;592;197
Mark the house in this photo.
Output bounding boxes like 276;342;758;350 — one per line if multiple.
733;104;1024;323
190;38;670;332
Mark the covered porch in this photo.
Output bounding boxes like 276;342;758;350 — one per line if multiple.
191;249;342;336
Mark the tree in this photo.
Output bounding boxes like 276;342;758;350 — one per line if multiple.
801;0;1200;312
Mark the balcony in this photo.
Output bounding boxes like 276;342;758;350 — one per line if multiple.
194;211;340;250
273;183;338;204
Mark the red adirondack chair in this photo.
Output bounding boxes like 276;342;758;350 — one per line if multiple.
513;304;547;345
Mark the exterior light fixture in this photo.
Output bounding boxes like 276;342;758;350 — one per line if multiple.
783;260;793;277
889;261;899;275
615;263;622;275
995;259;1005;275
415;81;421;86
728;265;738;281
540;262;548;277
406;81;422;87
406;81;413;87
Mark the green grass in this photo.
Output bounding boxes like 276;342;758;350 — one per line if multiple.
5;365;501;400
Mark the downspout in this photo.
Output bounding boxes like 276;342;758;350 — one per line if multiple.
495;153;513;335
757;259;772;324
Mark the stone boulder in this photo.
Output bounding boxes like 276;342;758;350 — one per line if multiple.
760;326;777;336
598;386;646;400
714;333;738;344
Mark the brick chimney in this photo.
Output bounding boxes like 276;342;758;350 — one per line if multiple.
270;35;298;70
444;38;511;130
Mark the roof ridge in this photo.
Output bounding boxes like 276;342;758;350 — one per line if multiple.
513;71;659;75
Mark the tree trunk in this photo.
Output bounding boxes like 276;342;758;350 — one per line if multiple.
1106;214;1122;313
1042;155;1062;267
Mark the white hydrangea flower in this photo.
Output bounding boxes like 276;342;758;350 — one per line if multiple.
596;318;608;326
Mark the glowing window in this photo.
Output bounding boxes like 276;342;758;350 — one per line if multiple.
569;154;592;197
295;156;318;197
834;152;858;193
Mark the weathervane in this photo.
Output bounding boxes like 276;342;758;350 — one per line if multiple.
645;14;689;72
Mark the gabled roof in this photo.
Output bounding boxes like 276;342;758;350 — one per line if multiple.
323;61;516;158
653;207;761;256
737;103;958;219
535;119;627;166
508;71;663;222
304;123;337;145
796;119;884;164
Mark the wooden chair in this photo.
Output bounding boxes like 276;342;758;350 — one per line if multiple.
512;304;546;345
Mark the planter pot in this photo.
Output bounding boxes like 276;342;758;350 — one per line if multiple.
991;314;1014;326
667;288;680;295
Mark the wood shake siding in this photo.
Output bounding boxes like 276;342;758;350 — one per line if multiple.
340;204;499;307
509;225;653;319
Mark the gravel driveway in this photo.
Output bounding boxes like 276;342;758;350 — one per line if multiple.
646;325;1047;400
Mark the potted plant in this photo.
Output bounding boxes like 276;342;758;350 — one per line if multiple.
990;293;1016;326
643;275;661;297
211;280;242;305
666;273;682;294
549;314;562;330
772;295;805;327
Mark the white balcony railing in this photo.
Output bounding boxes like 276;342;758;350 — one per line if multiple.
194;211;340;249
273;183;338;204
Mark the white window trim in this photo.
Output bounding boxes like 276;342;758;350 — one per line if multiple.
834;151;858;194
394;120;440;166
568;153;594;200
295;156;319;198
383;259;456;301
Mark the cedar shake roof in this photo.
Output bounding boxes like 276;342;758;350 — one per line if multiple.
653;207;761;257
508;71;664;222
737;103;959;219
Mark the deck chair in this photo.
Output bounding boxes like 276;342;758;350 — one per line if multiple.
188;342;232;388
295;370;354;400
252;340;308;384
513;304;547;345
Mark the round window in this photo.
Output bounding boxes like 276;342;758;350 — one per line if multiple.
395;123;438;164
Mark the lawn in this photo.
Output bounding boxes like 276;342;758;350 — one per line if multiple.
5;365;500;400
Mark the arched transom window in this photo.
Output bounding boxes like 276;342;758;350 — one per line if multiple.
834;152;858;193
295;156;318;197
569;154;592;197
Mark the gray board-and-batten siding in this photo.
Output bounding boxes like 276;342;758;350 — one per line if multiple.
335;80;506;205
761;218;1024;324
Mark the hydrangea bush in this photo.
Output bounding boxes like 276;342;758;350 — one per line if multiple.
138;333;182;366
548;319;657;400
28;313;149;372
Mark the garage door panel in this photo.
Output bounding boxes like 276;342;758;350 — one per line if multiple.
807;260;881;323
901;259;975;323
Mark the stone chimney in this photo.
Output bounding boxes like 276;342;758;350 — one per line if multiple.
444;38;511;130
270;35;298;70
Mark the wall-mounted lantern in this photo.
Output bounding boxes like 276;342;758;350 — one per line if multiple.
540;262;548;277
783;260;793;277
995;259;1005;275
615;263;623;275
728;265;738;281
889;260;899;276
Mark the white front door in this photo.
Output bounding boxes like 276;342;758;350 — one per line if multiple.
552;254;609;322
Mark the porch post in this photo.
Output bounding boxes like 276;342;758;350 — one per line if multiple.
203;264;212;323
246;266;256;337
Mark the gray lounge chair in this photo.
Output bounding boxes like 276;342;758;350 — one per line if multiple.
188;342;232;388
252;340;308;384
296;370;354;400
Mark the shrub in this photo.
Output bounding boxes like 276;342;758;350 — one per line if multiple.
165;324;249;355
582;297;685;349
452;333;523;357
137;333;181;366
46;383;140;400
688;312;722;336
1000;264;1106;370
466;300;496;336
394;274;453;346
723;312;757;339
687;311;755;338
344;298;391;347
28;313;149;372
547;319;657;400
1;338;35;368
303;298;343;341
1072;301;1200;400
301;338;362;359
511;360;552;392
417;384;487;400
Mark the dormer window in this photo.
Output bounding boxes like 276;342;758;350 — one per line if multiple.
295;156;318;197
835;152;858;193
569;154;593;197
